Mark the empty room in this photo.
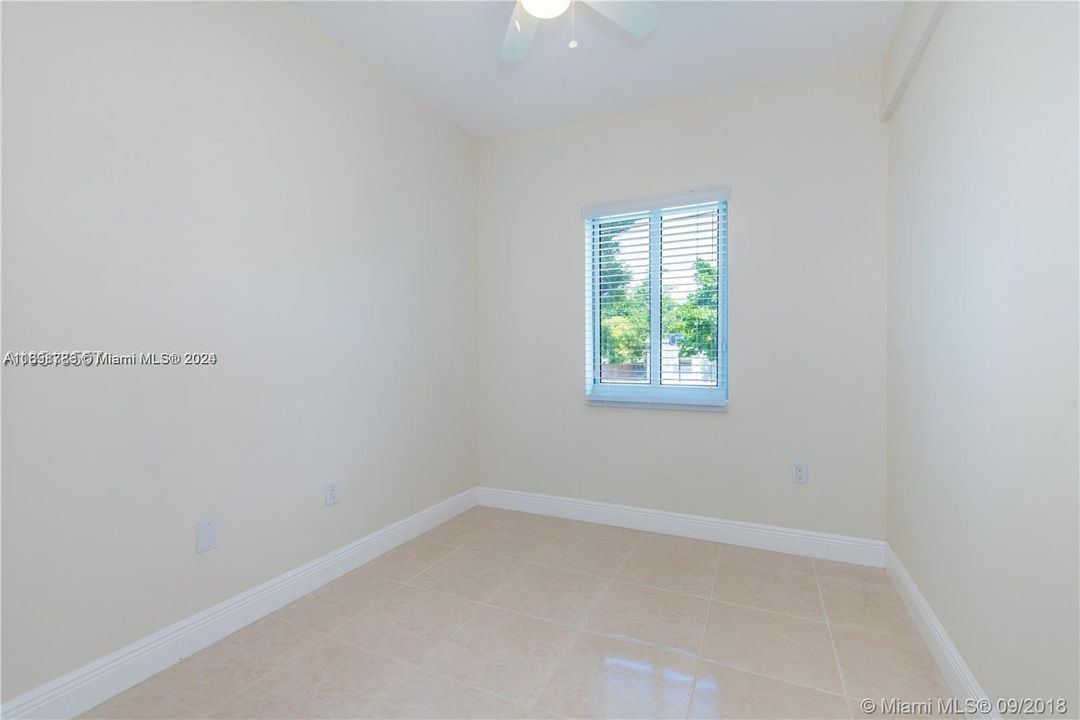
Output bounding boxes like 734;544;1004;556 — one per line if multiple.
2;1;1077;718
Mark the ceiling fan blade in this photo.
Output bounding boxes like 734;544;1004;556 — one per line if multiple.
584;1;660;37
501;1;540;61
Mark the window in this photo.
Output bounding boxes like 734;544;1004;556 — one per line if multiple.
584;189;728;408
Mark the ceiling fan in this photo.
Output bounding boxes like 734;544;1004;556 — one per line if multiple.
502;0;660;61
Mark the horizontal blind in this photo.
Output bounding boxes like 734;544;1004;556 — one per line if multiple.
585;198;727;396
659;202;723;387
588;210;652;384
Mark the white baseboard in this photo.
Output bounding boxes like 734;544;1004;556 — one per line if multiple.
475;486;886;567
8;486;991;720
1;488;478;720
885;546;1000;719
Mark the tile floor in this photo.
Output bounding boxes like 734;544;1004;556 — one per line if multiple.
85;508;949;719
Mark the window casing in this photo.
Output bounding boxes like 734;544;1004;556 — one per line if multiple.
584;189;728;409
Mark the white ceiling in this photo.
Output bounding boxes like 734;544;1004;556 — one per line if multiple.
301;1;902;138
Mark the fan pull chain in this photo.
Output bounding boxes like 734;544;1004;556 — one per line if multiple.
568;0;578;48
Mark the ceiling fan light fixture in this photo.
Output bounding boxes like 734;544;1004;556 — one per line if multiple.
521;0;571;20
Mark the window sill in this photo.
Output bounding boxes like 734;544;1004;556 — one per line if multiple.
585;384;729;412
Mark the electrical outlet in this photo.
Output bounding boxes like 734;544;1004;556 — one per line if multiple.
325;479;339;506
196;519;218;553
792;462;808;485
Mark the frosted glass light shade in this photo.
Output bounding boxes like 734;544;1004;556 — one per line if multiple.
521;0;571;20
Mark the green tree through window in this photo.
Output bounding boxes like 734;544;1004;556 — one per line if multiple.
598;222;718;368
664;257;719;361
597;219;650;366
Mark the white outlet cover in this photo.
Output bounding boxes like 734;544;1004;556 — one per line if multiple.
325;479;339;506
196;519;218;553
792;462;808;485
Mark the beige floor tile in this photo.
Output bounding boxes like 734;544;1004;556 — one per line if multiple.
423;606;579;705
700;601;841;693
208;637;413;719
820;575;916;636
617;543;719;597
84;520;942;720
81;683;202;719
712;559;824;620
130;615;319;713
314;569;401;615
490;563;611;627
462;521;565;561
364;539;455;582
333;585;481;665
420;508;507;546
688;661;850;719
635;533;720;559
814;559;891;585
832;625;949;702
226;613;322;656
465;506;514;523
530;523;640;578
719;545;814;572
410;548;526;602
496;511;574;533
531;632;700;720
569;521;643;544
587;580;709;654
273;591;356;634
376;669;529;719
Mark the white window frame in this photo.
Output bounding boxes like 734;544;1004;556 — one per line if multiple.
584;187;729;410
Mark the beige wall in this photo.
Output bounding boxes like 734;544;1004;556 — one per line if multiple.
477;65;889;540
885;1;1079;707
1;2;477;700
9;0;1075;707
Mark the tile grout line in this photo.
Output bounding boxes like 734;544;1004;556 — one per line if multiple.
335;633;539;710
229;513;543;716
523;521;646;716
320;626;535;712
198;577;418;718
198;615;339;716
141;608;336;718
502;517;586;715
684;544;724;719
472;530;831;609
198;541;460;719
693;655;853;700
522;524;648;720
108;513;583;717
697;544;724;656
310;521;537;710
408;514;570;712
813;558;856;720
380;514;645;711
475;543;835;627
